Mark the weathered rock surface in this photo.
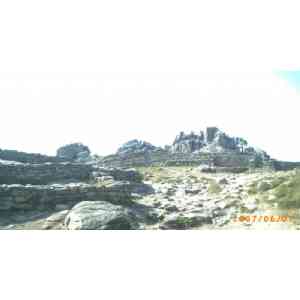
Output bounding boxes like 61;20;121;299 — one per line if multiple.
1;128;300;230
171;127;262;155
171;131;206;153
56;143;91;162
0;161;94;185
160;214;213;229
0;181;153;212
93;167;143;183
42;210;69;229
117;139;159;155
1;166;298;230
0;149;153;218
0;148;65;164
99;127;275;170
64;201;140;230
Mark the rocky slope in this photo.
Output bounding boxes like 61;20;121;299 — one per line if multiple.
1;129;300;230
0;143;155;229
2;166;299;230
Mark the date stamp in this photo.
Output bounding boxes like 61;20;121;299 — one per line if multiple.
234;215;290;223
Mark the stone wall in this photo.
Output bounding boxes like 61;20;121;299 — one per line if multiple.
94;167;143;182
272;160;300;171
0;162;94;185
0;181;141;211
0;149;65;164
100;150;259;169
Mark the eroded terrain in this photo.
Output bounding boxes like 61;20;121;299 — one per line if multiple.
2;166;299;230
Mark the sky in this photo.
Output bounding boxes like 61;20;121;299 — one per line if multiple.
1;1;300;162
1;71;300;161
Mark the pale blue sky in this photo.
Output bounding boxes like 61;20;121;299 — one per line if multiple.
277;71;300;90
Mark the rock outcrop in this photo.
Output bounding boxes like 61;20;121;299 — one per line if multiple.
99;127;273;170
117;139;159;155
56;143;91;162
64;201;140;230
171;131;205;153
171;127;254;154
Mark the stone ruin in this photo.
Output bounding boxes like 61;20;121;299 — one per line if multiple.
0;143;152;214
171;127;257;154
1;128;298;217
100;127;275;171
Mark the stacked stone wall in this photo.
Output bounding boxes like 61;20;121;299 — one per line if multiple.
0;162;93;185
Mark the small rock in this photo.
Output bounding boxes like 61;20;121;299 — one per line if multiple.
242;201;258;213
185;187;202;195
165;205;179;212
160;214;213;229
218;178;229;185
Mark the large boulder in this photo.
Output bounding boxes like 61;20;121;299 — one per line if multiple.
64;201;140;230
56;143;91;161
117;139;158;155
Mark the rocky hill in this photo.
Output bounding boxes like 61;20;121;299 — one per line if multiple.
1;128;300;230
100;127;276;171
171;127;257;154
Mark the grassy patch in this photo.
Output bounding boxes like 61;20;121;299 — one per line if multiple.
247;176;287;195
247;181;258;194
136;166;189;184
207;180;222;194
175;217;194;228
269;176;287;189
270;170;300;209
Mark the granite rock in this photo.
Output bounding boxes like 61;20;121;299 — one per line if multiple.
57;143;91;161
64;201;140;230
117;140;159;155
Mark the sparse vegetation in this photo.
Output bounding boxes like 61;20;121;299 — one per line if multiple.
174;217;194;228
136;166;194;184
269;176;286;189
271;170;300;209
247;182;258;194
207;180;222;194
247;176;287;195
